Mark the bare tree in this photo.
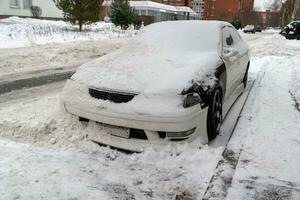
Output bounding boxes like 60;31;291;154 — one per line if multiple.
292;0;300;20
269;0;282;11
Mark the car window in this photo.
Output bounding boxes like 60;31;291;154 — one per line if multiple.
222;27;233;47
229;27;241;47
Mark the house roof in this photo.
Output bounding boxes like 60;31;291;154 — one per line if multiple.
102;0;198;16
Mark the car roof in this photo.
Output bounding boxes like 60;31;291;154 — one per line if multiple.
144;20;231;33
139;20;231;52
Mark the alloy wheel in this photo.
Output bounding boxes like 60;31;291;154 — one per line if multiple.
213;89;223;132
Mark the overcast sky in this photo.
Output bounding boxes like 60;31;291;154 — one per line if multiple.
254;0;281;11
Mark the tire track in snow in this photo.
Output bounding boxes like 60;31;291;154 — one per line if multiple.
202;75;257;200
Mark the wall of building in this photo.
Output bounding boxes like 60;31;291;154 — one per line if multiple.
192;0;204;19
240;0;254;25
0;0;62;19
203;0;241;21
250;10;281;27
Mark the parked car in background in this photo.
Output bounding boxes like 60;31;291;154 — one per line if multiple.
280;21;300;40
243;25;255;33
255;25;262;32
61;21;250;152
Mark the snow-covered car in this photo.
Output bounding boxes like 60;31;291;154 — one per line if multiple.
243;25;255;33
61;21;250;152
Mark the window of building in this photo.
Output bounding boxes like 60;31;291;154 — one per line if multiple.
23;0;33;9
9;0;20;8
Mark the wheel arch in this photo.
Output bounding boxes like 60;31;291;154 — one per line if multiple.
214;62;227;102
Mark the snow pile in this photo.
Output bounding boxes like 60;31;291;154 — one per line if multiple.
262;28;281;33
0;17;137;48
73;21;226;94
0;39;127;75
0;90;223;199
0;94;89;148
0;137;223;199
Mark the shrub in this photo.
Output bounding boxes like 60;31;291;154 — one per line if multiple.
30;6;42;18
109;0;137;30
53;0;102;31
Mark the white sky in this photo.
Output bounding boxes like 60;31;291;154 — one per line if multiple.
254;0;281;11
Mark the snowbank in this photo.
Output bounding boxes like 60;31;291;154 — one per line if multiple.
0;39;127;75
262;28;281;33
0;87;223;199
0;17;137;48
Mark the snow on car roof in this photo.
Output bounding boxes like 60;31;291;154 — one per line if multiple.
137;20;227;52
73;21;228;94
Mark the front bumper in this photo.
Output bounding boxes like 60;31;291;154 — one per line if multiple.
61;80;209;151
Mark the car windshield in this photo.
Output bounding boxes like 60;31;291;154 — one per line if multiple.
135;21;221;53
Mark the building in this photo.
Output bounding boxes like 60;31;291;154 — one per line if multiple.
0;0;62;19
240;0;254;25
191;0;205;19
202;0;254;23
152;0;192;7
203;0;241;21
101;0;198;24
251;10;281;27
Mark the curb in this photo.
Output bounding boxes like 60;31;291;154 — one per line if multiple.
0;67;76;95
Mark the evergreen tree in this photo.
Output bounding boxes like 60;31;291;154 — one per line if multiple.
53;0;101;31
109;0;137;30
231;16;242;30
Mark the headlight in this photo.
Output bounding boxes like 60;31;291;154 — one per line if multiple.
167;128;196;138
183;93;202;108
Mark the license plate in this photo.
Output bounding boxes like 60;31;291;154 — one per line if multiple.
111;127;130;139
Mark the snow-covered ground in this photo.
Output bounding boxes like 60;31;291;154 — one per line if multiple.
0;17;135;76
0;17;136;49
0;31;300;199
0;39;127;75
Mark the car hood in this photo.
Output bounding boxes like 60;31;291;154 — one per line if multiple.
72;21;224;94
72;43;221;94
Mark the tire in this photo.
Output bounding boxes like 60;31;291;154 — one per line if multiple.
207;88;223;141
243;66;249;88
297;35;300;40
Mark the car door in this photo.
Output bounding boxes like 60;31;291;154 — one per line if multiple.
228;27;249;83
221;26;241;101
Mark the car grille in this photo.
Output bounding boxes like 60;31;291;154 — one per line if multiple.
89;88;137;103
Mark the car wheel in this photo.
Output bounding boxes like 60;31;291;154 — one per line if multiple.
297;35;300;40
207;88;223;141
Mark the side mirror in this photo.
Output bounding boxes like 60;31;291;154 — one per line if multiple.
223;48;239;59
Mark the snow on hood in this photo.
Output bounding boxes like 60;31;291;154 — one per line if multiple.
72;21;225;94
